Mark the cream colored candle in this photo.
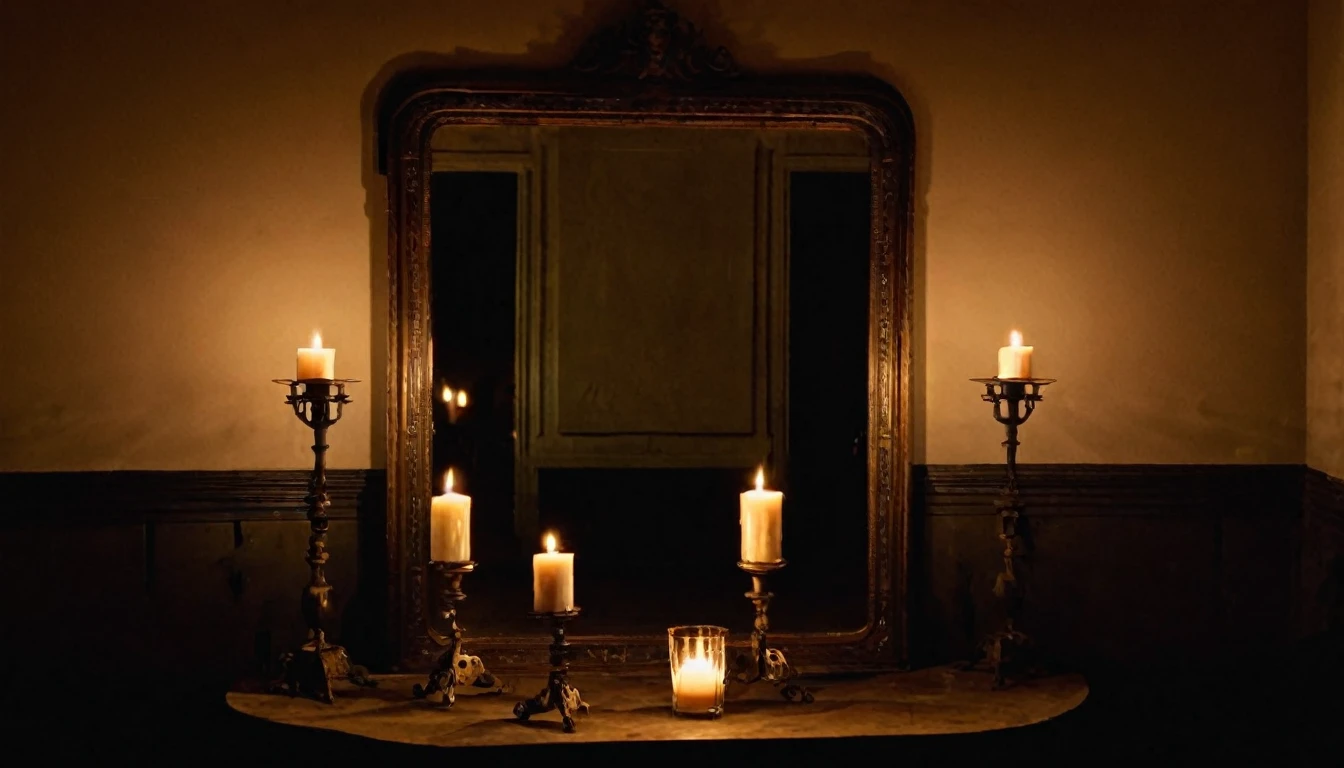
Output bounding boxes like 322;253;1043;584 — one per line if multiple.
740;467;783;563
532;533;575;612
443;386;469;424
429;470;471;563
296;331;335;380
997;330;1033;379
673;655;721;712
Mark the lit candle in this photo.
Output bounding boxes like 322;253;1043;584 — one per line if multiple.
997;330;1033;379
296;331;335;380
430;470;471;562
740;467;783;563
443;385;469;424
674;655;721;711
532;532;575;613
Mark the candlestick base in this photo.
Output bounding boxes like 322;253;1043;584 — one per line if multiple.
730;561;814;703
270;630;376;704
514;610;589;732
270;377;371;704
966;376;1055;690
413;562;502;708
965;621;1034;690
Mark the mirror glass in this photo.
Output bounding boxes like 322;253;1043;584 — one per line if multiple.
428;123;873;638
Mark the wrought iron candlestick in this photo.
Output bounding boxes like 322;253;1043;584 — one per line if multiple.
968;376;1055;688
513;609;589;732
730;560;813;702
270;378;374;703
412;561;500;707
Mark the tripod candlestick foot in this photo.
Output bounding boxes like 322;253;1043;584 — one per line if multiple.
412;562;500;708
731;562;813;703
514;610;589;732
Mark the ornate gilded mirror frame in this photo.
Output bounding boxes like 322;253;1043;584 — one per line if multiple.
378;0;913;671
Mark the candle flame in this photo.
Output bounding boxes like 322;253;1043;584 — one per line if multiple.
442;386;453;403
456;389;468;408
544;532;557;553
444;469;454;494
754;467;764;492
311;331;323;349
1009;330;1023;348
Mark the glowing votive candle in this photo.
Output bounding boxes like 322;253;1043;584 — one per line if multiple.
532;533;575;613
997;330;1033;379
296;331;335;380
429;469;471;562
668;625;727;716
740;467;783;563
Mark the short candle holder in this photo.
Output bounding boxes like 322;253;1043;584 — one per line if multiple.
269;378;375;703
513;609;590;732
730;560;813;703
968;376;1056;688
412;561;500;707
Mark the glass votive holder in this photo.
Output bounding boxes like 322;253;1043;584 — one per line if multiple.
668;625;728;717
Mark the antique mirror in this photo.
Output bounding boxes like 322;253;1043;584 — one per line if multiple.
379;0;912;671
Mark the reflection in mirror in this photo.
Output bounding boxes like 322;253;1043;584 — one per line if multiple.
428;125;872;640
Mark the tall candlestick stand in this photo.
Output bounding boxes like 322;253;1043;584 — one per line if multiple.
968;377;1055;688
513;609;589;732
412;561;500;707
270;378;375;703
729;560;813;703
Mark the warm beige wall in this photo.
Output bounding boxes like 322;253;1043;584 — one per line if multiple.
0;0;1307;470
1309;0;1344;479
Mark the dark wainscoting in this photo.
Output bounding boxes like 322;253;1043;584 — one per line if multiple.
0;464;1323;699
1302;468;1344;638
0;469;387;699
912;464;1304;668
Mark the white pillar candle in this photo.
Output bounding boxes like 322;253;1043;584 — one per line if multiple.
430;469;471;562
296;331;335;380
997;330;1033;379
740;467;783;563
533;533;575;613
673;655;721;712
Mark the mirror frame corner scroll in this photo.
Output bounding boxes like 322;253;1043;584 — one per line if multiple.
377;0;914;672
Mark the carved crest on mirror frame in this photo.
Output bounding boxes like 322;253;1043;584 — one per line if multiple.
571;0;738;81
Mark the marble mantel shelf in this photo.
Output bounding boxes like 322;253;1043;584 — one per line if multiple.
226;666;1088;747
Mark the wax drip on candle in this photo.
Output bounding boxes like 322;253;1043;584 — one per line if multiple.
1009;330;1023;347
